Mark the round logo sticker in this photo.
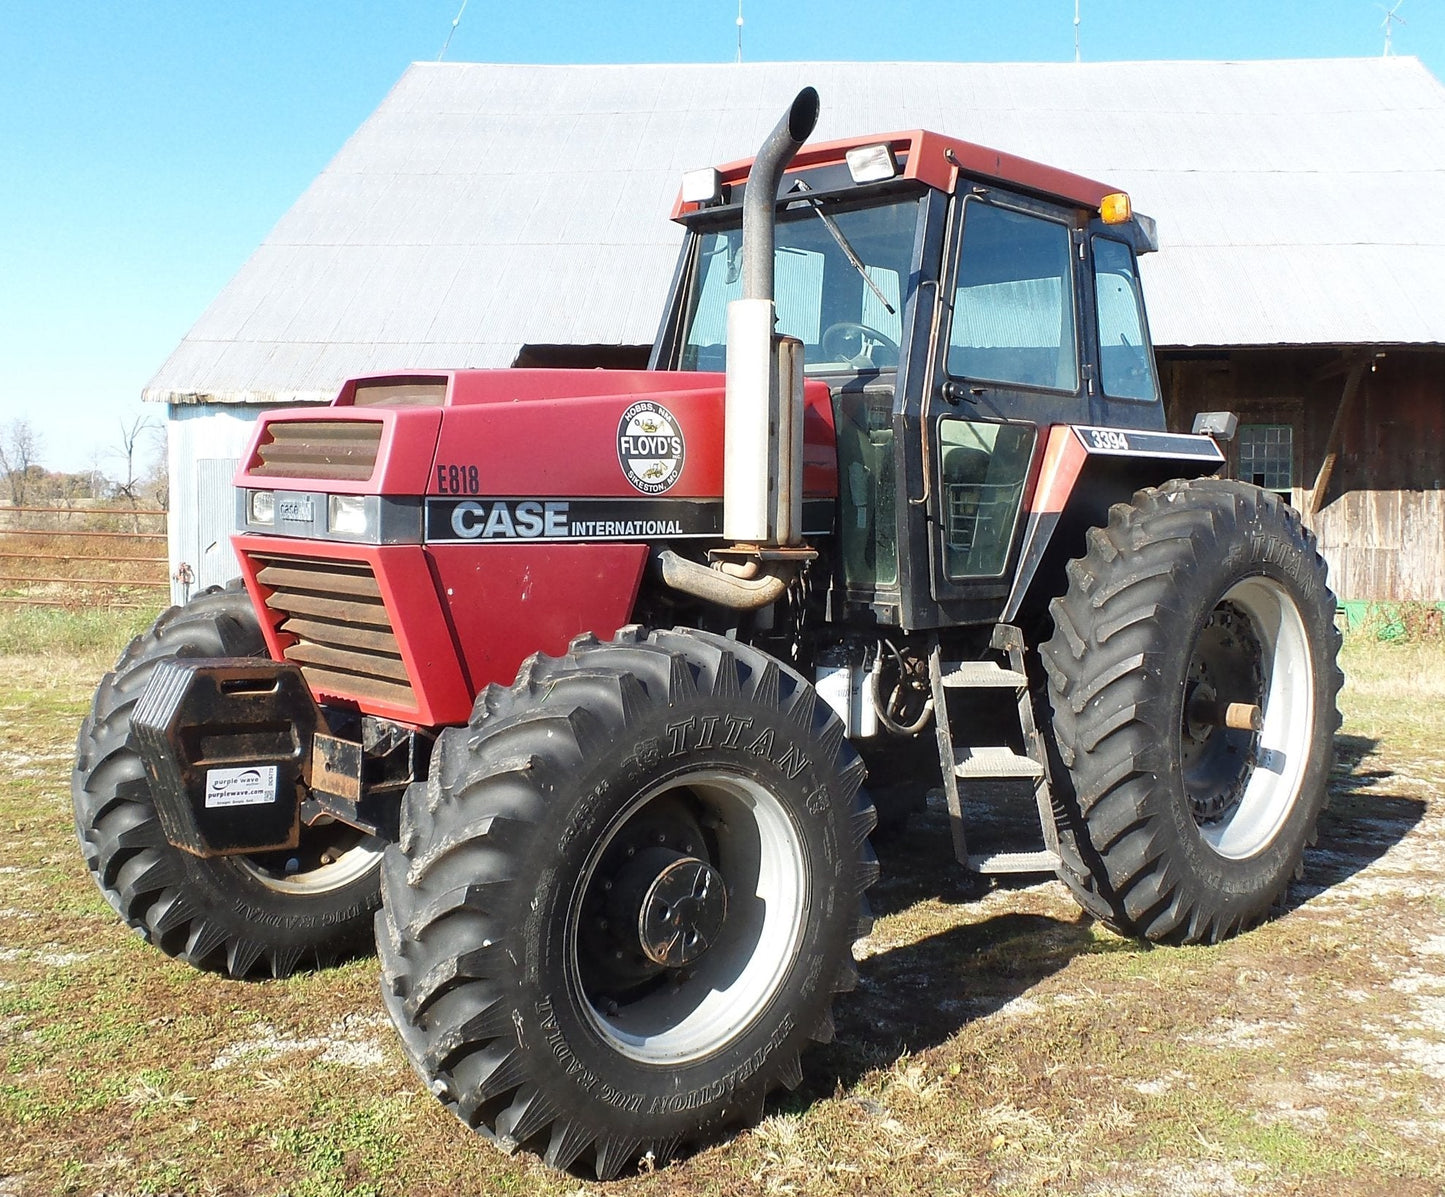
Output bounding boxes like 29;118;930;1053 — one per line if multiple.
617;400;685;494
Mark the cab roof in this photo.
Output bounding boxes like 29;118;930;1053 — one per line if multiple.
671;129;1120;222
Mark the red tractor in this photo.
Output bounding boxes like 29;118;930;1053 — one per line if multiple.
74;89;1340;1177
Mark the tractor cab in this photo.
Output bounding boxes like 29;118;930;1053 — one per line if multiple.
653;129;1166;629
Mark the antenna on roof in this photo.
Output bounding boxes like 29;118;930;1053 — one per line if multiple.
1377;1;1406;55
438;0;469;61
1074;0;1081;63
736;0;744;63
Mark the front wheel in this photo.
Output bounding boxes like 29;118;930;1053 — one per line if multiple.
1041;479;1342;944
376;627;876;1179
72;582;385;977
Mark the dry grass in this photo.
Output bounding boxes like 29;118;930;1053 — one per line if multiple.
0;615;1442;1196
0;504;169;608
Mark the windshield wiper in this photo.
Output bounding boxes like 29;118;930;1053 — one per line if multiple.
789;179;896;316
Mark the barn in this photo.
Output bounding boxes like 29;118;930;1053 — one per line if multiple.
146;57;1445;607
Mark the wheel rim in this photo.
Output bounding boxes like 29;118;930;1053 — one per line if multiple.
569;770;809;1064
237;820;385;894
1180;575;1315;860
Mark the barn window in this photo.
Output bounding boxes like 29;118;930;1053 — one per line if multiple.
1238;424;1294;492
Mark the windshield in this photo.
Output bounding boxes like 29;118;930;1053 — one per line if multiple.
677;195;921;375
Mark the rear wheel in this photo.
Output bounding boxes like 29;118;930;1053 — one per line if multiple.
72;582;384;977
376;627;876;1179
1041;479;1342;944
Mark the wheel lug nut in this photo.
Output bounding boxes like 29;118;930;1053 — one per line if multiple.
602;880;612;891
598;919;609;930
657;833;667;844
626;847;635;858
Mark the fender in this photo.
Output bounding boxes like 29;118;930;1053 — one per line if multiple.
1003;425;1227;624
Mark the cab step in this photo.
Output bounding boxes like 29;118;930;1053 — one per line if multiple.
953;746;1044;779
929;627;1063;877
966;849;1061;874
940;660;1029;689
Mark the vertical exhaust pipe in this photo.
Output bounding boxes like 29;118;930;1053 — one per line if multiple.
723;87;819;548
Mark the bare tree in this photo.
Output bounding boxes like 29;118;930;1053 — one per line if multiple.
0;419;41;506
111;415;159;506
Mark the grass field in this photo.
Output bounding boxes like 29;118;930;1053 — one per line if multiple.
1;610;1442;1196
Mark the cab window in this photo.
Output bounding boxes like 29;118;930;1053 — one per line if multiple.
948;203;1078;393
679;197;919;375
1093;237;1158;402
938;418;1035;578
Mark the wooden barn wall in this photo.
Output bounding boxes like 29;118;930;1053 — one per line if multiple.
1159;347;1445;602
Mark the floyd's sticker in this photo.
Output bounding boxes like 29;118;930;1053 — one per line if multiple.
617;401;685;494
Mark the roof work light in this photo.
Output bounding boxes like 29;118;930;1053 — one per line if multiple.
681;167;723;205
1100;192;1133;224
845;143;899;184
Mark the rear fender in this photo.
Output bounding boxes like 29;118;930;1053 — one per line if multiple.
1004;425;1226;627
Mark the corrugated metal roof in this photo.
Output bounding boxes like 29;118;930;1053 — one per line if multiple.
146;57;1445;405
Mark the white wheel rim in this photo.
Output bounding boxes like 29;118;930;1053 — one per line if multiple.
237;824;386;894
1186;575;1315;860
569;770;809;1064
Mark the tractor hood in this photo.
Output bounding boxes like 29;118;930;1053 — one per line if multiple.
236;369;838;505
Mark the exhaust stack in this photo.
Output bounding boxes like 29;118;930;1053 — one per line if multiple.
723;87;819;549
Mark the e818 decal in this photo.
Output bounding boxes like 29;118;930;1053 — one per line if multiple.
435;463;480;495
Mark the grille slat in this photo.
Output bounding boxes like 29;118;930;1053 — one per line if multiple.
263;590;391;629
280;617;399;654
284;641;410;684
257;562;381;600
252;421;383;482
252;555;415;710
295;666;415;709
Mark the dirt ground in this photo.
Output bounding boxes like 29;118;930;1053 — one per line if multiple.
0;636;1441;1196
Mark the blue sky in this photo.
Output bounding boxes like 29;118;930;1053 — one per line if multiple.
2;1;1442;473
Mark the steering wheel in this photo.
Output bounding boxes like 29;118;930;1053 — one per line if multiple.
820;321;900;367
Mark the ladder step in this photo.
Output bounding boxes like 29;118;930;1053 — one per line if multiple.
954;746;1044;779
940;660;1028;689
968;849;1061;875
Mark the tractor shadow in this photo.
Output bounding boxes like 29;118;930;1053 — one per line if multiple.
785;731;1424;1110
788;798;1096;1107
1280;731;1427;910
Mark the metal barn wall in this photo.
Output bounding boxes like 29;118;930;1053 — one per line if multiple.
165;404;266;604
1161;347;1445;602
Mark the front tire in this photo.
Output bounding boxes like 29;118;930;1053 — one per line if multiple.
376;627;876;1179
1041;479;1342;944
72;582;385;978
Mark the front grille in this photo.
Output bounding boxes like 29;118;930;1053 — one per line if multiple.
251;420;383;482
253;555;415;710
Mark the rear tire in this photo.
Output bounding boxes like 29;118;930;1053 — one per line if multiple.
1041;479;1342;944
72;582;384;978
376;627;876;1179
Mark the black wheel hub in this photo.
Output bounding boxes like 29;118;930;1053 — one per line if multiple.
616;848;727;968
576;798;721;995
1181;600;1265;826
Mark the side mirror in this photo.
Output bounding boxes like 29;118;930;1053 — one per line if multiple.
1192;411;1239;441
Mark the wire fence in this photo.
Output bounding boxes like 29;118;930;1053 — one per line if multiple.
0;504;170;609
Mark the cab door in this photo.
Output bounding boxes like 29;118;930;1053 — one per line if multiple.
922;191;1089;616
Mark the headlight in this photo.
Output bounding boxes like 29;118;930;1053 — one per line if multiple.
248;490;275;526
328;494;370;537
